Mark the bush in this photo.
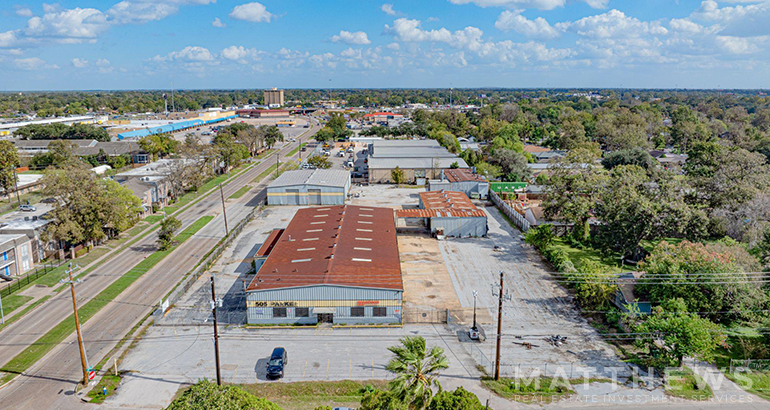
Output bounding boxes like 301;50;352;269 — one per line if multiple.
524;224;555;250
75;247;89;258
542;245;571;272
166;380;281;410
429;387;485;410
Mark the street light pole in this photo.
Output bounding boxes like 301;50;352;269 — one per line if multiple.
0;291;5;325
12;168;21;207
60;264;89;385
210;276;222;386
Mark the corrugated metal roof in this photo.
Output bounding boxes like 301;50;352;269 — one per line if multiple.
443;168;486;183
396;209;486;218
371;146;458;158
247;205;403;292
370;139;440;147
269;169;350;189
257;229;284;257
420;190;478;210
367;157;468;169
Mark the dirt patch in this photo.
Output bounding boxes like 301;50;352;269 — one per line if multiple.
398;234;462;312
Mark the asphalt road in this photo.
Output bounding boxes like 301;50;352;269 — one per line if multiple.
0;122;319;409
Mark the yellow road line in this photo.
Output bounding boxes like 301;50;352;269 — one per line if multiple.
349;358;352;378
326;359;330;380
371;359;374;378
302;359;307;380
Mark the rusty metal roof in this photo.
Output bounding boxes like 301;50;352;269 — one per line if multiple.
256;229;284;257
247;205;403;292
420;190;479;211
443;168;486;183
396;209;487;218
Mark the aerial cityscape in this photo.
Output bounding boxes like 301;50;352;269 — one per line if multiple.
1;1;770;410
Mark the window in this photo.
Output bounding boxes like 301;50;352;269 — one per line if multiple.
273;307;287;318
351;307;365;317
296;307;310;317
373;307;387;317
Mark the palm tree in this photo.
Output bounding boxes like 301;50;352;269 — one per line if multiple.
385;336;450;410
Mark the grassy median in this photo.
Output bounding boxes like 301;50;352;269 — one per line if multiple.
0;216;213;385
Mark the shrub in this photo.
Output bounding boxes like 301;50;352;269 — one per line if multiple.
166;380;281;410
524;224;555;250
429;387;485;410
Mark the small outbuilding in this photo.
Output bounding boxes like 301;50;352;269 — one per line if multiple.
396;190;488;238
427;168;489;199
267;169;351;206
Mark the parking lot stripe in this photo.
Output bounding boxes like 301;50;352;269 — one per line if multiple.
349;358;352;378
302;359;307;380
326;359;330;380
371;359;374;378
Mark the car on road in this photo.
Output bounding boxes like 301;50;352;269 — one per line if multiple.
266;347;287;379
19;204;36;212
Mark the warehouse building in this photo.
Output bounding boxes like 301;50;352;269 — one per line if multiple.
267;169;351;206
246;205;403;325
427;168;489;199
396;190;487;237
365;139;468;184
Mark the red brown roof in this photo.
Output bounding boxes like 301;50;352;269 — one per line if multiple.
396;209;486;218
443;168;486;183
420;191;479;211
247;205;403;292
256;229;284;257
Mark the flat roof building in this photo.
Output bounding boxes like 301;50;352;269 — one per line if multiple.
365;139;468;184
427;168;489;199
396;190;487;237
246;205;403;325
264;88;285;107
267;169;351;206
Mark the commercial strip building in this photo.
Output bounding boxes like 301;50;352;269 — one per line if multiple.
236;109;291;118
116;110;237;140
427;168;489;199
396;190;488;237
0;115;104;137
12;140;149;164
246;205;403;325
267;169;351;206
365;139;468;184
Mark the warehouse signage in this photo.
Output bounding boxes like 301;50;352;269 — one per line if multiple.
356;300;380;306
249;301;297;307
247;299;398;308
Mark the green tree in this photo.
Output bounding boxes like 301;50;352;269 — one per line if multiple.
102;179;143;233
475;162;502;180
524;224;555;250
139;134;178;161
386;336;450;410
543;148;606;242
360;388;408;410
633;298;724;368
428;387;484;410
0;140;20;201
489;149;530;181
601;147;657;172
307;155;332;169
449;161;459;169
567;260;617;311
638;241;767;324
391;166;405;184
213;132;250;170
157;216;182;250
263;125;284;149
314;127;335;143
166;379;280;410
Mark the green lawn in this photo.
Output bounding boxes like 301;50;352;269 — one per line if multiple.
229;185;251;199
665;367;713;401
143;214;164;224
237;380;388;410
482;377;573;403
164;166;246;214
549;237;631;272
0;294;33;316
86;373;122;404
726;371;770;400
0;216;213;385
255;149;276;160
253;164;279;183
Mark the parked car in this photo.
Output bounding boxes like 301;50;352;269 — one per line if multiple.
19;204;36;212
266;347;287;379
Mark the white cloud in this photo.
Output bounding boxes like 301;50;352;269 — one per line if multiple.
15;8;34;17
447;0;607;10
495;10;559;39
107;0;215;25
0;30;21;48
212;17;226;28
153;46;215;62
426;17;440;22
381;3;397;16
691;0;770;37
25;7;110;43
221;45;261;63
71;58;89;68
14;57;58;70
330;30;371;45
715;35;764;54
229;2;274;23
556;10;668;38
386;42;401;50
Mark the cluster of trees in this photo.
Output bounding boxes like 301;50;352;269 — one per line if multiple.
0;140;20;200
314;113;352;142
15;123;110;141
42;164;142;247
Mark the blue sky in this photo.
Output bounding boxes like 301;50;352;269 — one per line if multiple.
1;0;769;90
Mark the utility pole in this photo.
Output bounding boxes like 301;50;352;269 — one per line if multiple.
494;270;504;381
210;276;222;386
298;137;302;163
171;82;176;113
60;264;89;385
219;184;228;236
275;152;280;178
0;291;5;325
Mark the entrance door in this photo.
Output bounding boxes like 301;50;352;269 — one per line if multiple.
308;189;322;205
317;313;333;323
